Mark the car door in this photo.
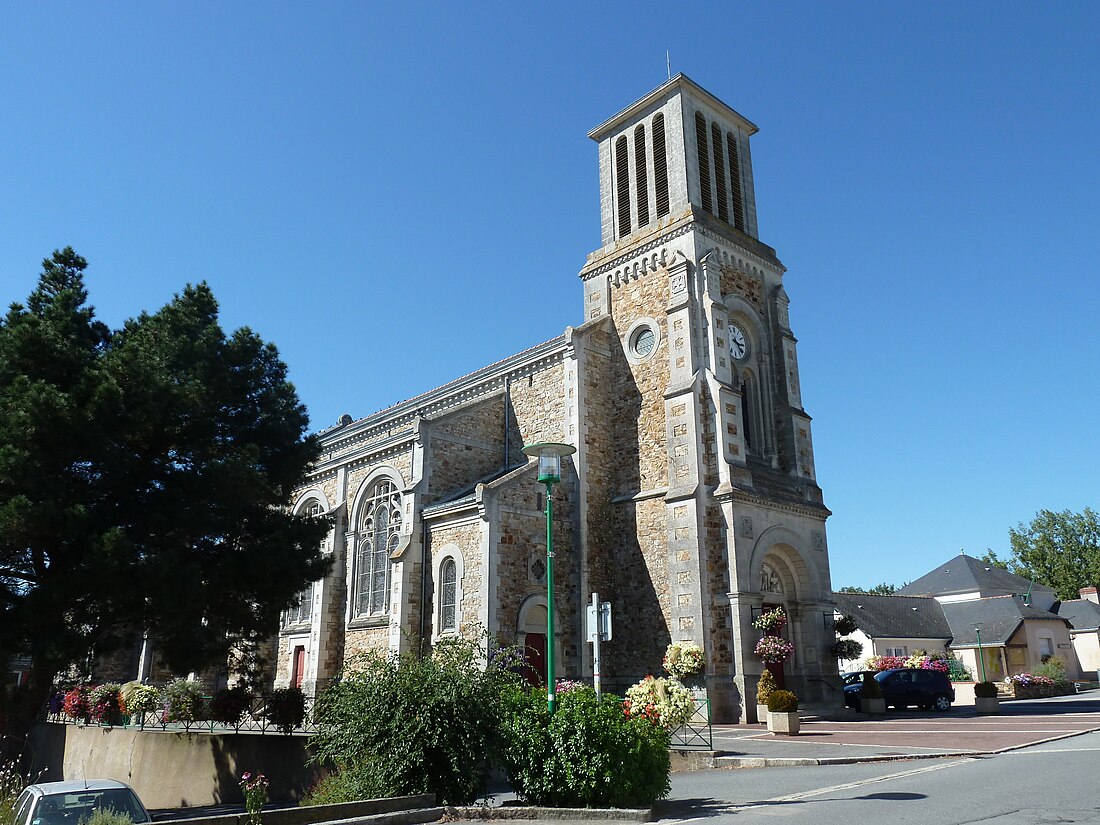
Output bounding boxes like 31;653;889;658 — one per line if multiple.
882;670;913;705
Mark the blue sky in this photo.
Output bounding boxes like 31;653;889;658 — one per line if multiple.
2;2;1097;590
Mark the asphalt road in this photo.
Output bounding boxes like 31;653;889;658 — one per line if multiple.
657;729;1100;824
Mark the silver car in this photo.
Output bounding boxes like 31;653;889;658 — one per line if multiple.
11;780;151;825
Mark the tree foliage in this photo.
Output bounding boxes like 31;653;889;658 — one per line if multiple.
838;582;899;595
0;249;330;721
985;507;1100;600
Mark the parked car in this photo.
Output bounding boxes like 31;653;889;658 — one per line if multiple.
844;668;955;712
841;670;875;687
11;780;151;825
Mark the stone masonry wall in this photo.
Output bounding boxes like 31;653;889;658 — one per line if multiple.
507;359;569;452
426;518;482;640
428;396;507;505
495;476;580;674
609;275;669;496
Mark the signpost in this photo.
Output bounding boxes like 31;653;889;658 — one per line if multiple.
586;593;612;696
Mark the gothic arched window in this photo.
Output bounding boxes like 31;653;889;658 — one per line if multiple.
440;558;457;632
354;479;401;618
695;112;712;214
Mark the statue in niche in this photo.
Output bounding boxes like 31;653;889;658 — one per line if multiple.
759;563;783;594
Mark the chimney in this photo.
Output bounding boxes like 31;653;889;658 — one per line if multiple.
1080;586;1099;604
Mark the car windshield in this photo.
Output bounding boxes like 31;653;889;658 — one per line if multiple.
32;789;149;825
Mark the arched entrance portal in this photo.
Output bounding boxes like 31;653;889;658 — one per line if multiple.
517;599;548;687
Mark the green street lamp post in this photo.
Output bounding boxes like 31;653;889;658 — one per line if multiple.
522;441;576;716
974;624;988;683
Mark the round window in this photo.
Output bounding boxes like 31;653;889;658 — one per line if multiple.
632;327;656;358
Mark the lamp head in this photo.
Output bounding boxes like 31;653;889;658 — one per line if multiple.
522;442;576;485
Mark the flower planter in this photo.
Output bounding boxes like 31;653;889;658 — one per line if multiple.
975;696;1000;714
767;710;799;735
861;697;886;714
756;703;769;723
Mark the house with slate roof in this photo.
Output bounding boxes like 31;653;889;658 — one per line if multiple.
1057;587;1100;676
896;553;1079;681
939;595;1076;682
832;592;951;672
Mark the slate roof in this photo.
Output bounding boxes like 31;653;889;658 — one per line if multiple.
1057;599;1100;632
896;553;1055;600
941;595;1069;646
832;592;952;640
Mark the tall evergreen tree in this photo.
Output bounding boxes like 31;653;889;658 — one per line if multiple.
0;249;329;729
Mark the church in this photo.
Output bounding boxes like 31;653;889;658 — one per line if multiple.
276;75;838;723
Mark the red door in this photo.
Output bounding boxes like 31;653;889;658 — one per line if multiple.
292;646;306;689
523;633;547;687
761;603;787;690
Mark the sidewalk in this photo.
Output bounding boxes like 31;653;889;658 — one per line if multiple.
688;693;1100;768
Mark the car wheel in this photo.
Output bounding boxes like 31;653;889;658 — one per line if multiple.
933;694;951;712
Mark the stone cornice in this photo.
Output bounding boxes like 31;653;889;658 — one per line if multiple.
715;485;831;520
579;215;695;282
311;431;417;477
314;336;569;460
694;221;784;276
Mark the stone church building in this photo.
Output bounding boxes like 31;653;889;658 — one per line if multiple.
276;75;838;722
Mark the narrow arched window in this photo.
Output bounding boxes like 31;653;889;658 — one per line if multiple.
284;499;324;627
355;479;401;617
615;135;631;237
695;113;712;214
742;371;765;454
441;558;457;632
726;132;745;231
711;123;729;223
634;125;649;227
653;114;669;218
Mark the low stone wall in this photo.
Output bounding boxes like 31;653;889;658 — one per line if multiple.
28;723;323;808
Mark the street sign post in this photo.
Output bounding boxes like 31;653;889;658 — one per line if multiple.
586;593;612;696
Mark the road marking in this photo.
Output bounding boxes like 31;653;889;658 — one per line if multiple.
723;758;974;812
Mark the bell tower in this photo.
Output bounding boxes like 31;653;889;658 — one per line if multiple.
579;75;835;720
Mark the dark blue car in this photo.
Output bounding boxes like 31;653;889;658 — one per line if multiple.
844;668;955;712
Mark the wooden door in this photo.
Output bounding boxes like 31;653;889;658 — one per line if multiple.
523;633;547;687
292;646;306;689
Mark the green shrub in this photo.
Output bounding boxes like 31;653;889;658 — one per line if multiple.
500;685;670;808
1033;657;1066;683
766;690;798;713
163;678;205;722
82;810;133;825
209;685;253;726
830;639;863;660
302;766;378;806
756;669;776;705
974;681;998;698
264;687;305;733
860;672;882;698
310;635;517;805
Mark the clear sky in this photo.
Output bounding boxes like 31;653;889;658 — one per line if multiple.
2;2;1097;591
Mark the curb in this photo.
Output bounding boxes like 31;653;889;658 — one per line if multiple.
715;725;1100;768
448;806;652;822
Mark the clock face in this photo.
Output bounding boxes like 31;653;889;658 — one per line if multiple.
728;324;748;360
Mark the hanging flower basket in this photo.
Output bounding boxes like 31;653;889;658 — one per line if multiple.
755;635;794;663
752;606;787;632
663;642;705;680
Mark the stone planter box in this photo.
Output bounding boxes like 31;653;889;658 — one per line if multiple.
756;703;769;723
861;696;886;714
767;711;799;735
975;696;1000;714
